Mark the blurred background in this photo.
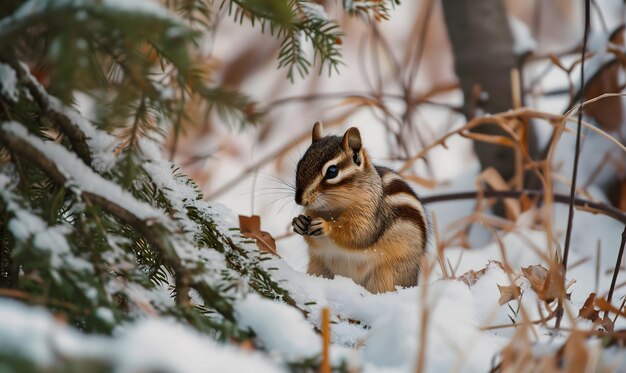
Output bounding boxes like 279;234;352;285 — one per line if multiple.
165;0;626;271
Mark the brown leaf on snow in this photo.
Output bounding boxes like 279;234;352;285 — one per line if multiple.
239;215;278;256
458;268;487;287
497;284;521;305
458;260;505;287
595;296;626;321
578;293;600;322
521;265;548;292
521;264;564;302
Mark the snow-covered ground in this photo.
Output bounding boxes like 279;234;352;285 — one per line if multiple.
2;0;626;372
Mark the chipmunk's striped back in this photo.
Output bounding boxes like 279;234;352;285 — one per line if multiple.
292;122;429;293
377;166;428;253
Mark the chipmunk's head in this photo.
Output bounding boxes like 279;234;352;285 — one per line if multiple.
295;122;378;212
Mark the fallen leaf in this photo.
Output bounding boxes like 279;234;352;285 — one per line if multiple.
239;215;278;256
521;265;548;292
521;264;564;302
497;284;521;305
595;296;626;319
458;261;505;287
578;293;600;322
458;268;486;286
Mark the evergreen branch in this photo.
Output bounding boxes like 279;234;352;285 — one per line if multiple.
173;0;213;32
4;62;94;166
194;85;263;126
0;122;235;319
223;0;343;80
340;0;397;20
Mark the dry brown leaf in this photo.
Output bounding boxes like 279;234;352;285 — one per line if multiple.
521;264;564;302
239;215;278;256
458;261;505;287
595;296;626;319
458;268;486;287
521;265;548;293
578;293;600;322
497;284;521;305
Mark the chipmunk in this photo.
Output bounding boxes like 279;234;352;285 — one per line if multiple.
291;122;428;293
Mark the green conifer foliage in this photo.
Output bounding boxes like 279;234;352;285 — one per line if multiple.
0;0;395;369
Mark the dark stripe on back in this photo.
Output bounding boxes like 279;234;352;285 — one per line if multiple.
375;166;393;179
394;204;427;249
385;179;419;199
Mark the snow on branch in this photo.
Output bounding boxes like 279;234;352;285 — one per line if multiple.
0;0;186;40
0;175;92;272
0;121;165;222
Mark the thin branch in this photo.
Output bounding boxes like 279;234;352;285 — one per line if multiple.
562;0;590;276
605;226;626;317
8;61;94;166
421;189;626;224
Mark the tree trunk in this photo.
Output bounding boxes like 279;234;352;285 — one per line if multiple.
441;0;539;210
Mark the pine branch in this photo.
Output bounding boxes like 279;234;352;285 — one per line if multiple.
223;0;343;80
0;121;235;318
341;0;397;20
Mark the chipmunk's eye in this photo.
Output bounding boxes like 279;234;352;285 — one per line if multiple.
325;165;339;180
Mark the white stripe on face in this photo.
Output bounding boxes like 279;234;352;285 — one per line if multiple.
321;155;345;177
322;152;364;185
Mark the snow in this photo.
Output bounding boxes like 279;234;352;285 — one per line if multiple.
17;62;119;173
0;0;184;35
0;299;282;373
0;63;19;102
235;293;321;361
115;319;281;373
140;139;200;237
0;174;92;272
261;257;507;372
508;16;537;55
1;121;167;223
1;1;626;371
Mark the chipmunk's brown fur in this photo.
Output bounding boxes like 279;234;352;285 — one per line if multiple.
292;122;428;293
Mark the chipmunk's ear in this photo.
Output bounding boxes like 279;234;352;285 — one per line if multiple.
342;127;362;165
312;121;324;142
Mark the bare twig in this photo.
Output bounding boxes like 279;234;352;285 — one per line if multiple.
556;0;591;330
605;226;626;318
421;189;626;224
321;307;331;373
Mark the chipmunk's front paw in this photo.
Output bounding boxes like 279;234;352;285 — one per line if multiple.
292;215;311;236
307;218;325;237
